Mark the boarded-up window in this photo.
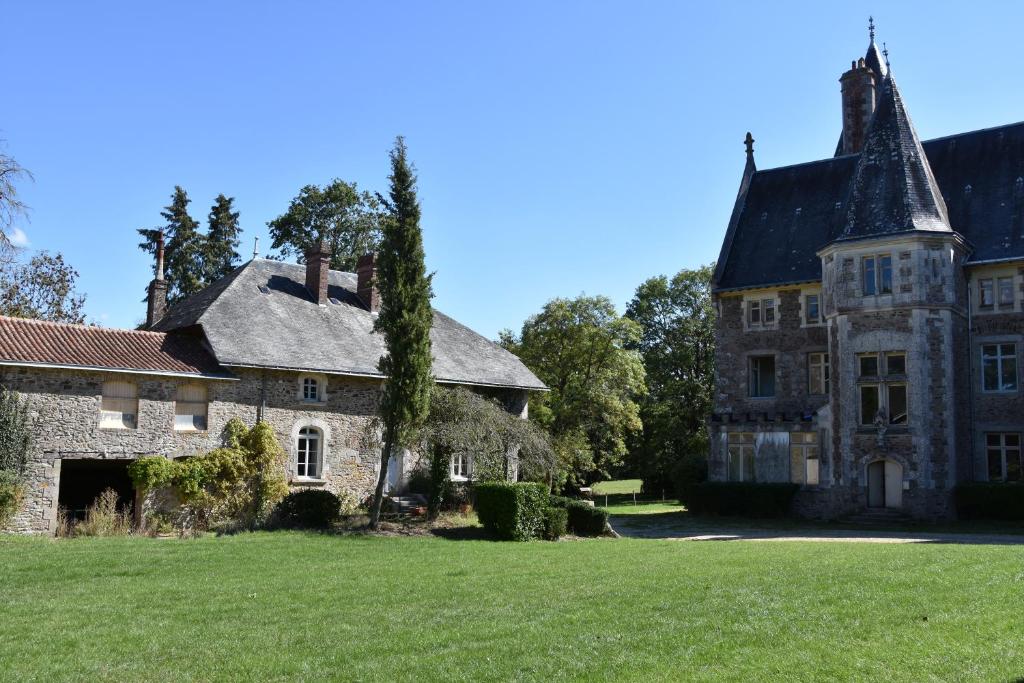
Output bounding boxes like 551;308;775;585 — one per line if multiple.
790;432;819;485
100;380;138;429
727;432;755;482
175;384;208;431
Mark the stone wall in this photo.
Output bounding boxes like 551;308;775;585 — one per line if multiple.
2;364;532;534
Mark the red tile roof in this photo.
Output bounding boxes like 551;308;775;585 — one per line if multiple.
0;316;225;377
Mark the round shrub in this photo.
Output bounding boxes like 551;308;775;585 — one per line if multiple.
275;489;341;529
565;500;609;536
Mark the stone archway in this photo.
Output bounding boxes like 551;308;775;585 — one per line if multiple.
867;459;903;509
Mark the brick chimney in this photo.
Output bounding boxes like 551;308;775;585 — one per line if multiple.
145;230;168;328
304;240;331;305
356;253;379;313
839;58;877;155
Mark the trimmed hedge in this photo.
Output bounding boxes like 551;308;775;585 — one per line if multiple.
475;482;548;541
955;483;1024;520
680;482;798;517
542;506;568;540
274;489;341;529
565;501;609;536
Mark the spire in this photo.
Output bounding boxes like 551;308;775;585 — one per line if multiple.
839;73;951;240
864;17;888;80
743;131;756;172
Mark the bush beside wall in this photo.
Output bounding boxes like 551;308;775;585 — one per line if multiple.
955;483;1024;521
542;506;568;540
274;490;341;529
681;482;799;517
475;482;548;541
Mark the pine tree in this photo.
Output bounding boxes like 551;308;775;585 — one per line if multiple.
368;137;434;529
204;194;242;282
137;186;205;304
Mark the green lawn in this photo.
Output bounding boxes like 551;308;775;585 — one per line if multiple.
591;478;643;495
591;479;685;515
2;533;1023;681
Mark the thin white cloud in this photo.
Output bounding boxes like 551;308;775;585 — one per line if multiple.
8;227;29;247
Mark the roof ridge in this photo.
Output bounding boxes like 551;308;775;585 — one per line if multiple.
0;315;168;337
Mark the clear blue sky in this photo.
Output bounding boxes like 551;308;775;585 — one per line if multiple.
4;1;1023;337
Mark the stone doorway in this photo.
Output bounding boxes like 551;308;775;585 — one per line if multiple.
867;459;903;509
57;459;135;521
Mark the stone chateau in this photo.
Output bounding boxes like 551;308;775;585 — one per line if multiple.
710;27;1023;519
1;241;543;534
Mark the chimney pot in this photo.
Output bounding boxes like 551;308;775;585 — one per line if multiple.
304;241;331;305
356;253;380;313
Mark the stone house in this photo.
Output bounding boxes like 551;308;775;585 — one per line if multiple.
710;29;1023;520
1;243;544;534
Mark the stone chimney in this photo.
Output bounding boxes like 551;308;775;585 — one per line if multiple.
146;230;168;328
304;240;331;305
356;253;379;313
839;58;877;155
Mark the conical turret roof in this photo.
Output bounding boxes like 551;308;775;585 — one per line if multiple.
839;73;951;240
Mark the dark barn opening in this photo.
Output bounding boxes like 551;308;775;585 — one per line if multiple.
57;459;135;521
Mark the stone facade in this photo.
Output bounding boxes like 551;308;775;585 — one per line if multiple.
711;245;1024;520
3;363;528;534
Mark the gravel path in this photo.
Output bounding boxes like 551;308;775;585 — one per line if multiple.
610;516;1024;545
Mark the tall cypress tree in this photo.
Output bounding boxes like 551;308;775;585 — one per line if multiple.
368;137;434;529
204;194;242;282
137;186;204;304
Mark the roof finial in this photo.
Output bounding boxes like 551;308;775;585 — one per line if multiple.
868;16;875;42
252;235;259;260
882;42;890;67
744;132;754;158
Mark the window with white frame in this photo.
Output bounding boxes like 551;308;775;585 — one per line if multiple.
986;433;1021;482
298;375;326;402
857;352;908;426
451;453;470;480
979;278;995;308
100;380;138;429
296;426;322;478
790;432;819;486
862;254;893;296
749;355;776;398
727;433;755;482
998;277;1015;308
981;344;1018;392
804;294;821;324
174;383;208;431
748;298;776;327
808;352;829;395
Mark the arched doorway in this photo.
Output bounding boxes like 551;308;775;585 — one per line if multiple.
867;460;903;509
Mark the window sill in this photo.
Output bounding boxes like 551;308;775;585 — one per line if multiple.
99;426;136;431
174;428;208;434
299;399;329;407
856;426;910;435
980;390;1019;395
450;475;470;483
290;477;328;486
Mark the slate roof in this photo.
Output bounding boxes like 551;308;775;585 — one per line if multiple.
0;316;226;377
839;74;951;240
154;259;546;390
715;102;1024;291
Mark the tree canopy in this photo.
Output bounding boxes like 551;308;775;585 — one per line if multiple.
368;137;434;528
500;295;646;490
138;186;206;304
0;249;86;324
203;194;242;283
0;143;32;247
625;264;716;493
267;180;383;272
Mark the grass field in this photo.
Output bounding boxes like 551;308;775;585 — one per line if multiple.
2;532;1023;681
592;479;685;515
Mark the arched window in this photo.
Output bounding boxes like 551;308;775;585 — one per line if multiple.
100;380;138;429
296;427;322;478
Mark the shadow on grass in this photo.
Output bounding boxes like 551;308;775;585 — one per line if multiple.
429;525;492;541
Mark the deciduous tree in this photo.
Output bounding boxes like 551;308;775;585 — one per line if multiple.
268;180;383;272
625;264;715;493
500;295;646;490
0;144;32;247
0;250;86;323
368;137;434;529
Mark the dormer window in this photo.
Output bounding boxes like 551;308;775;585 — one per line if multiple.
297;374;327;403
